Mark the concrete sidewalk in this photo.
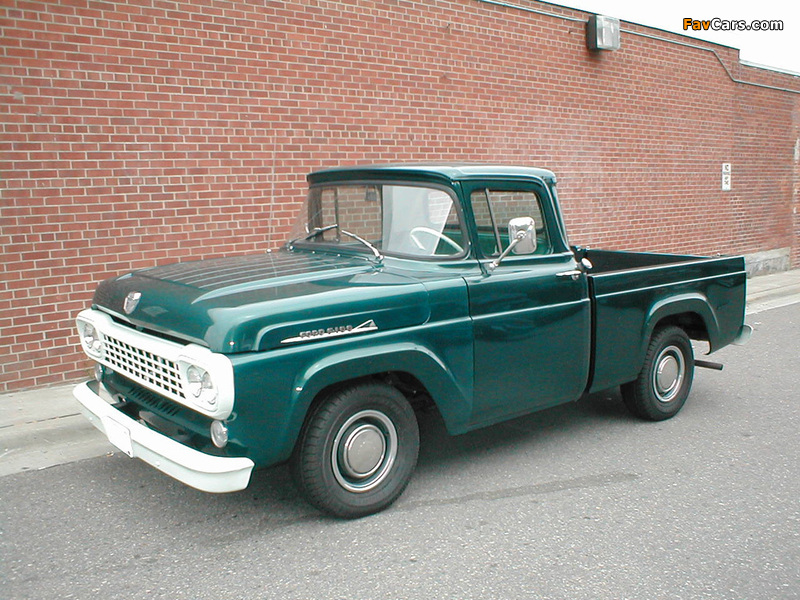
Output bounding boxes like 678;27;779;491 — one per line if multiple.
2;268;800;478
0;385;111;476
744;268;800;314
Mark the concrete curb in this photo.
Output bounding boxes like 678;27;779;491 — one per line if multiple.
745;270;800;315
0;385;111;477
2;268;800;477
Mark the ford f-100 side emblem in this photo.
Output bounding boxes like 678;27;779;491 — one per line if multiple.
123;291;142;314
281;319;378;345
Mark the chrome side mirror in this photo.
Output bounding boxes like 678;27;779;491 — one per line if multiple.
489;217;536;270
509;217;537;255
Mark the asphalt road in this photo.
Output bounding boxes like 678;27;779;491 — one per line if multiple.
2;304;798;600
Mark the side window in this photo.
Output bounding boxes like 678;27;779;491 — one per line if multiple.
470;189;551;257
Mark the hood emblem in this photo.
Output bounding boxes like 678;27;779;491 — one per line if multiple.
282;319;378;345
123;291;142;314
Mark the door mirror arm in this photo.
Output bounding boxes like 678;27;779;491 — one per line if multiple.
489;223;534;271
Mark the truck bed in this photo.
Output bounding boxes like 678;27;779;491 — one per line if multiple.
583;249;747;393
583;248;702;274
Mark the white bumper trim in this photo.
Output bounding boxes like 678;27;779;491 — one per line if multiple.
74;381;254;493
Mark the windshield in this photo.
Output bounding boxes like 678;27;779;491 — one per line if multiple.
288;183;466;259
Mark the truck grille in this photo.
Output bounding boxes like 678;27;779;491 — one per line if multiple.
103;333;184;400
77;307;234;419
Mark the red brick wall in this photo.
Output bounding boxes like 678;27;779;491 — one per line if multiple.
1;0;799;391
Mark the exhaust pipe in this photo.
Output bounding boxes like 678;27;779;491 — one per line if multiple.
694;359;724;371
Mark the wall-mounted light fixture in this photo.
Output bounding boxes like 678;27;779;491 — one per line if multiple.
586;15;620;51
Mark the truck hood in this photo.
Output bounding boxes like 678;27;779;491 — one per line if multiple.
92;249;430;353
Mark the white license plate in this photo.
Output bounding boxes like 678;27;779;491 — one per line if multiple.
104;416;133;457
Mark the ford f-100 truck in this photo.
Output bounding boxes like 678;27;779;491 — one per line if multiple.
74;164;751;518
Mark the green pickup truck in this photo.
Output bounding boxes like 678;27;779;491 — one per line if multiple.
74;164;751;517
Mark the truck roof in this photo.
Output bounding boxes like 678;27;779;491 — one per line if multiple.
307;163;557;185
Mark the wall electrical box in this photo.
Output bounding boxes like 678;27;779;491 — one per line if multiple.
586;15;620;51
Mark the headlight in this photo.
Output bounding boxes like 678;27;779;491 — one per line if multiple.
185;365;218;408
80;322;104;356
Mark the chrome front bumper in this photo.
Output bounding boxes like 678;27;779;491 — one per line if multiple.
73;381;254;493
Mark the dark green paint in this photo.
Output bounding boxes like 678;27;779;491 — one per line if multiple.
90;165;748;470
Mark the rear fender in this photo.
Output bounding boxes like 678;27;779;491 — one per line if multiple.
641;293;720;362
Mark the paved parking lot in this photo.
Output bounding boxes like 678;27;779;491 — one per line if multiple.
2;299;798;600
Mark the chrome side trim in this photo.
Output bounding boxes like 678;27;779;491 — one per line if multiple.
281;319;379;345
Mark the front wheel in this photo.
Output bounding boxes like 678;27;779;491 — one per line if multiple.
621;326;694;421
290;382;419;518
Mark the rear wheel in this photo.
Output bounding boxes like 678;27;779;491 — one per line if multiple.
290;382;419;518
621;326;694;421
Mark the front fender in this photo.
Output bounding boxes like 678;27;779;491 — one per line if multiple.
229;315;473;468
288;342;473;444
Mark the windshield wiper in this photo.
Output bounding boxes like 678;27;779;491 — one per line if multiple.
288;224;340;246
339;229;383;262
288;224;383;263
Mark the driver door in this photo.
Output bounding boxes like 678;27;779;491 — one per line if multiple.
464;181;591;427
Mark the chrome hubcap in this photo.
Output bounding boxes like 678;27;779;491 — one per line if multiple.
653;345;685;403
340;424;386;479
332;410;397;493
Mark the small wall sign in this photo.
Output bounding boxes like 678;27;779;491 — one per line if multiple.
722;163;731;191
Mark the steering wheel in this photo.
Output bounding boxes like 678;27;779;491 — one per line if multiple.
409;226;463;254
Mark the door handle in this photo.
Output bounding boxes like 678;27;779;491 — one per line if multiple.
556;269;582;281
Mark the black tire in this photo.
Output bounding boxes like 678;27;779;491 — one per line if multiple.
290;382;419;518
621;326;694;421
